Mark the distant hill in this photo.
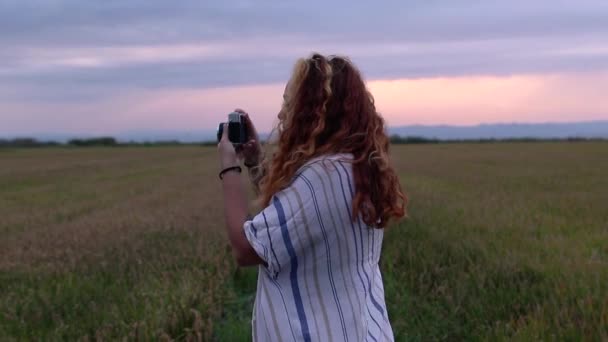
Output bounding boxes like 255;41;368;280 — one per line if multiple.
388;121;608;140
5;120;607;143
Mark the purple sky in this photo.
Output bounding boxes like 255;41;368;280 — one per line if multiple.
1;1;608;136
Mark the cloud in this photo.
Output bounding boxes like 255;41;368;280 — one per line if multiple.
3;2;608;75
2;1;608;46
3;71;608;136
0;82;286;135
3;34;608;98
370;72;608;126
1;0;608;134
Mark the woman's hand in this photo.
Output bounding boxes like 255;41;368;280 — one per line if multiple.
233;108;262;167
218;123;238;170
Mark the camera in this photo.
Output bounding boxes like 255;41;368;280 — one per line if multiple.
217;112;249;145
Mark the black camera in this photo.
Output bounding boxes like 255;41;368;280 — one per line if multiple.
217;112;249;145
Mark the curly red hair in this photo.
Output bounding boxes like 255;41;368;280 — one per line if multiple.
258;53;407;228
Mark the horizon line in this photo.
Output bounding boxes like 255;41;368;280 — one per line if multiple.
2;119;607;140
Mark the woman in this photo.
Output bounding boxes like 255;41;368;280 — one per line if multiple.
218;53;407;341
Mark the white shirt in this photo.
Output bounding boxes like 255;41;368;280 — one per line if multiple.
243;154;394;341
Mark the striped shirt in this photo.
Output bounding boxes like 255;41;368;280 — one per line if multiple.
243;154;394;341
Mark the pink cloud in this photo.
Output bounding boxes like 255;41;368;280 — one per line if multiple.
369;72;608;126
2;72;607;135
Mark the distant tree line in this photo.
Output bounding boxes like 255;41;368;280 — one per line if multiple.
389;135;440;144
67;137;117;146
0;138;61;147
0;137;117;147
0;135;605;148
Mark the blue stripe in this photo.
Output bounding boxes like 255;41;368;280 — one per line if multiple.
252;224;271;269
370;225;386;320
332;162;382;329
371;222;376;262
262;211;281;275
298;172;349;341
273;196;312;342
368;330;379;342
329;161;366;292
320;163;368;340
370;227;388;321
269;277;298;341
251;221;258;238
294;158;332;179
337;161;386;317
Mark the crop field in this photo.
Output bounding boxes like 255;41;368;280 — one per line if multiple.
1;142;607;341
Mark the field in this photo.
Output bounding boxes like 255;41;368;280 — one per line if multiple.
1;143;607;341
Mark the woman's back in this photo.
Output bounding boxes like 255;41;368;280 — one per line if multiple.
244;154;394;341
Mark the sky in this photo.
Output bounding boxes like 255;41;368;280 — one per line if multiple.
1;0;608;137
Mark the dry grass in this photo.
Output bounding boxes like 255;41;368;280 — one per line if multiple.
1;147;235;340
1;142;606;340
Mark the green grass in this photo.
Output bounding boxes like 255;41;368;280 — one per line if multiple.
383;142;608;340
1;143;607;340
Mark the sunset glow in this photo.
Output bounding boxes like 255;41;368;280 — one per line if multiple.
1;1;607;137
4;72;608;135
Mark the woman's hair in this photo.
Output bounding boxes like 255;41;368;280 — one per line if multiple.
258;53;407;228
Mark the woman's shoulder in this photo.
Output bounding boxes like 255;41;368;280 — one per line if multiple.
275;154;355;211
293;153;354;186
301;153;353;169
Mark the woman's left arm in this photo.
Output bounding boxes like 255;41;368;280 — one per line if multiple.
218;124;263;267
